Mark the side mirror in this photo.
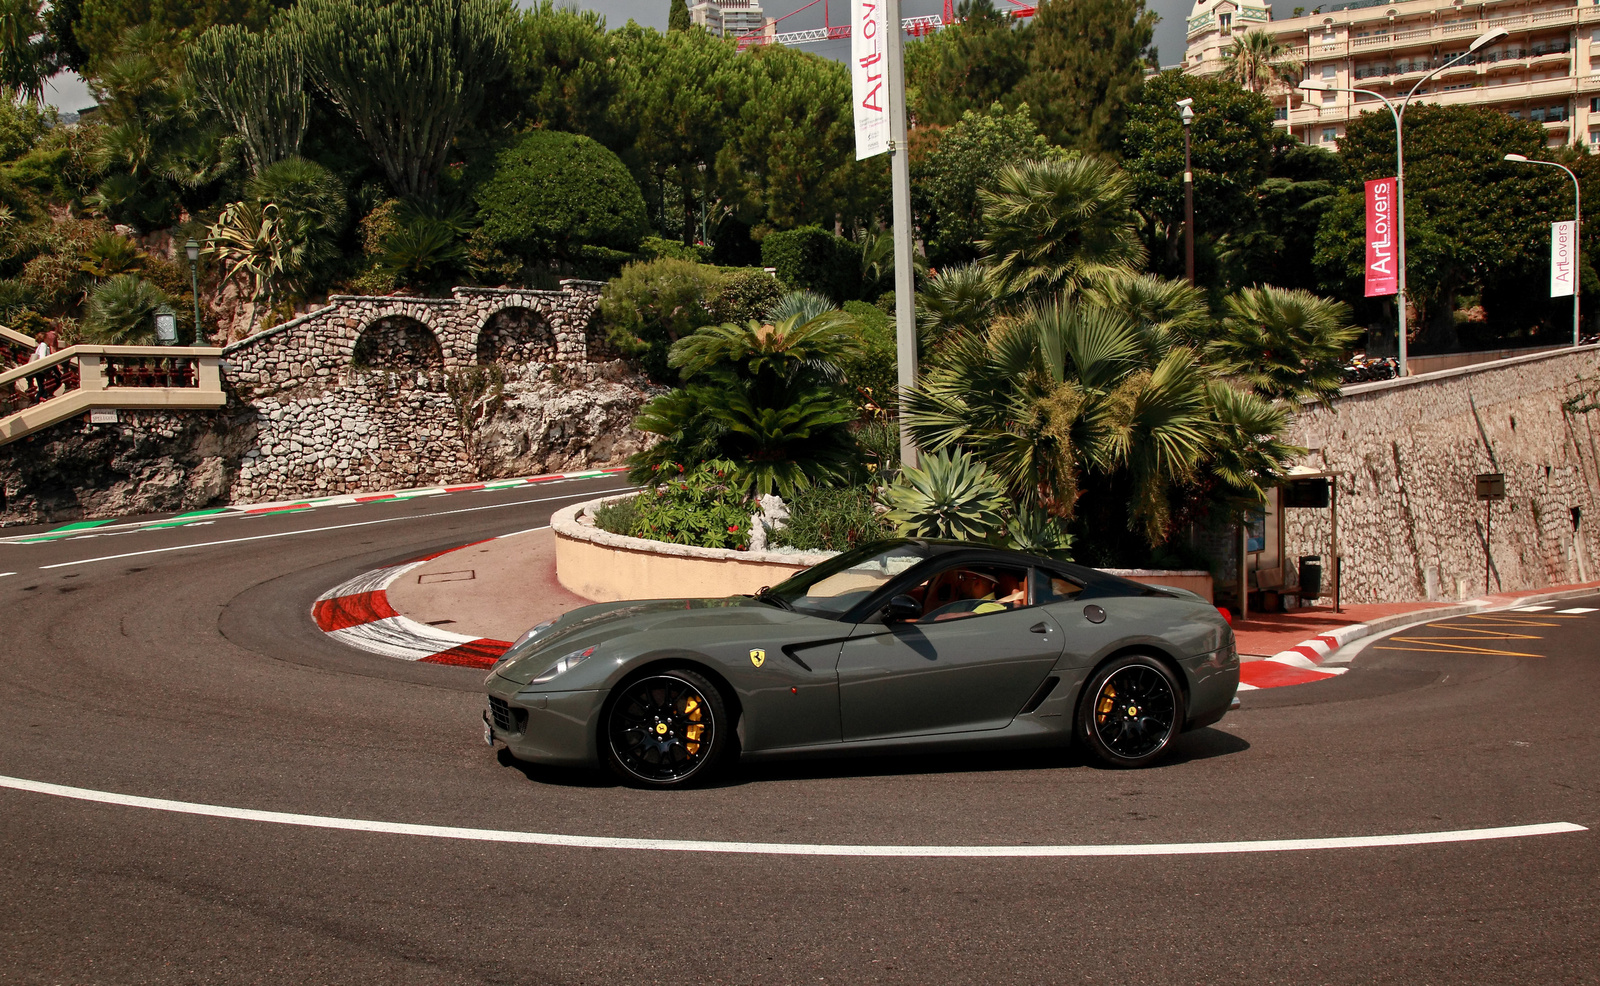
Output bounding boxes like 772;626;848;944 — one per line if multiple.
882;594;922;622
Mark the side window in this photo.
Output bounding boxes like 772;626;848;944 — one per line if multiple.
905;564;1030;623
1036;569;1085;603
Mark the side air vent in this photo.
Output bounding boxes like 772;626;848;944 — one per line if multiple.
1019;676;1060;715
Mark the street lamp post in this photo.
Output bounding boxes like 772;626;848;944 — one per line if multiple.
1178;98;1195;287
1504;153;1581;349
1299;27;1506;378
185;238;203;346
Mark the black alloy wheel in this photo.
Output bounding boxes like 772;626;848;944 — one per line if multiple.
603;669;728;788
1077;655;1185;768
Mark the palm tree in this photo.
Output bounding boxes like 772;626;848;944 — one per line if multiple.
905;293;1297;546
1211;285;1360;403
978;156;1146;300
1222;29;1304;94
0;0;53;103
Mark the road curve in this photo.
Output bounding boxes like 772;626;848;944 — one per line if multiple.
2;479;1596;984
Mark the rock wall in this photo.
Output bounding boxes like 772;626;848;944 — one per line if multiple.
1285;346;1600;604
1;281;660;524
0;408;256;523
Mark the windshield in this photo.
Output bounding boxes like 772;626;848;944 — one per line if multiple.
766;540;936;618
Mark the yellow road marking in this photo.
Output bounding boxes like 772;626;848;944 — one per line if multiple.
1374;643;1545;657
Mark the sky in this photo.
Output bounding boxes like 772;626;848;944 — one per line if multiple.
40;0;1196;113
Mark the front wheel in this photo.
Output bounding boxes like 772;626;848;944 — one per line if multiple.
1076;655;1185;769
602;669;729;788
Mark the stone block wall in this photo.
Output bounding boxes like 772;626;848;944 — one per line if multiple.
1285;346;1600;604
2;280;658;523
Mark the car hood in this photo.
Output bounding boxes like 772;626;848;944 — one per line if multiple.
492;596;805;685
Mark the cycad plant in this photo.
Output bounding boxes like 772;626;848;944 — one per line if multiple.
628;297;866;496
1212;286;1359;403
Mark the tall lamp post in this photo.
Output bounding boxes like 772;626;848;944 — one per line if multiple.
1298;27;1505;378
1177;98;1195;287
1504;153;1581;349
185;238;203;346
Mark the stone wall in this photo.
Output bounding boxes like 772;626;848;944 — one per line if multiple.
1284;346;1600;604
1;281;660;524
0;408;256;521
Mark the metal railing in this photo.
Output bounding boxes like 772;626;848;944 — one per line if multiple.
0;344;227;446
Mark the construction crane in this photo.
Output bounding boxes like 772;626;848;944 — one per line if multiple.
734;0;1036;51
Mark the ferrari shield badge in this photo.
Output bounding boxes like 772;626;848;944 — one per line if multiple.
749;648;766;668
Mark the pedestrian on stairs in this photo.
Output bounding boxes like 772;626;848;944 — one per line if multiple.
29;329;60;403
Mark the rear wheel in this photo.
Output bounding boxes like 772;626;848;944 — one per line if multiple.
602;668;728;788
1076;654;1184;768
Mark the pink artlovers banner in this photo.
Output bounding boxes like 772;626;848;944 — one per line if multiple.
1364;178;1398;298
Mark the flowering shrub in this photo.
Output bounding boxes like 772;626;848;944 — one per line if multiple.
593;460;753;550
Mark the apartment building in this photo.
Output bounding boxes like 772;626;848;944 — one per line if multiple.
690;0;768;39
1184;0;1600;149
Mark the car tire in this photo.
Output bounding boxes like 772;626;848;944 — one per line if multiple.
1076;654;1185;769
601;667;729;788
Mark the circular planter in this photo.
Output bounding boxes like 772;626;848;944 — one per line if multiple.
551;495;836;602
553;495;1215;604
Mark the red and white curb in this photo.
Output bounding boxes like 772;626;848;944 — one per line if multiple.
1237;623;1367;690
312;541;512;670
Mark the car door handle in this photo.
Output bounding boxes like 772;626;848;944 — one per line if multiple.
1030;622;1051;634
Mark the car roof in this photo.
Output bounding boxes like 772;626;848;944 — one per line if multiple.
879;538;1156;595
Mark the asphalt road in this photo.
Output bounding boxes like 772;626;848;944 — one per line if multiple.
2;479;1597;984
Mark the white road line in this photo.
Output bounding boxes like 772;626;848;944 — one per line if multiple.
1512;605;1555;612
0;572;15;578
1556;607;1597;614
36;488;632;571
0;774;1584;858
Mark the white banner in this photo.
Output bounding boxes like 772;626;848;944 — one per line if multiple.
851;1;889;160
1551;220;1577;298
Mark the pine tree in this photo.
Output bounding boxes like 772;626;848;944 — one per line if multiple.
668;0;691;33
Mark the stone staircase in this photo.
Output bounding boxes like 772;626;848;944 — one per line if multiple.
0;327;226;446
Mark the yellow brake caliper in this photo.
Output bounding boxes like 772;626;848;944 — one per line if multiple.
682;696;704;755
1096;684;1117;725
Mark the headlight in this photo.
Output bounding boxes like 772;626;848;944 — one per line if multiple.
510;618;557;651
531;646;597;684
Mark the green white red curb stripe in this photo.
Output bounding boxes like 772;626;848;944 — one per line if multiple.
1;467;628;545
312;539;515;669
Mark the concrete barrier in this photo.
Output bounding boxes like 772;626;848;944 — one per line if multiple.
552;496;1215;603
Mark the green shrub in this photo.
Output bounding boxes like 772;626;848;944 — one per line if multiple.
598;257;721;380
474;130;648;266
83;274;179;344
770;485;892;552
597;461;753;550
706;267;782;324
760;225;861;303
839;300;899;414
639;236;712;264
853;418;901;479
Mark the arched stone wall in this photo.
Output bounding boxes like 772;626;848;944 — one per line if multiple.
475;306;555;365
351;315;446;374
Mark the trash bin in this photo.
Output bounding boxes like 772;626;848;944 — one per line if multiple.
1298;555;1322;599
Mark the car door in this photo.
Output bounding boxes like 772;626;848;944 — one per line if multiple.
835;563;1065;741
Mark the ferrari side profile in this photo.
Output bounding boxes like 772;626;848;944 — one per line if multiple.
483;539;1239;787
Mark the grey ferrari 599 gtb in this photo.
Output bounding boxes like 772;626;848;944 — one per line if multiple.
483;539;1239;787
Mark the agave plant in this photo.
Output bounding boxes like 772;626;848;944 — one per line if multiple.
882;448;1008;542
